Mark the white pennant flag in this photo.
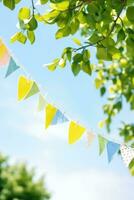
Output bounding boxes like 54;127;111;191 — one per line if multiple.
120;144;134;167
86;131;95;147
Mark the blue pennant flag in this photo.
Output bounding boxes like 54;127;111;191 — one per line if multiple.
52;110;69;125
107;141;120;162
5;57;20;78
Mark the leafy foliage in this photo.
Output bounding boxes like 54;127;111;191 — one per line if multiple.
1;0;134;145
0;153;51;200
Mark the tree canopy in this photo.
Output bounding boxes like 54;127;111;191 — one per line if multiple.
0;153;51;200
1;0;134;146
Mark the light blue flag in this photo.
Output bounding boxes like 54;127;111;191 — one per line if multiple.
5;57;20;78
52;110;69;125
107;141;120;162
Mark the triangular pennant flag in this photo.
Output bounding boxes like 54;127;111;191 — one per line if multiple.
0;39;10;67
5;57;20;77
98;135;107;155
107;141;120;162
18;76;33;101
37;94;46;112
45;104;57;128
69;121;86;144
129;158;134;176
25;81;39;99
120;144;134;167
87;131;95;146
52;109;69;125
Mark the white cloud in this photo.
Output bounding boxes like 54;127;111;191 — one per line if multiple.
46;169;134;200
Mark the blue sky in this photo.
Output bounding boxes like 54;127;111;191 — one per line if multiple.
0;2;134;200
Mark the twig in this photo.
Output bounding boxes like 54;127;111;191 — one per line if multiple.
31;0;35;16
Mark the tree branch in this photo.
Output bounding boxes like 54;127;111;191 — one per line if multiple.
74;0;126;52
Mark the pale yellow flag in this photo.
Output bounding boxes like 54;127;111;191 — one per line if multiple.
69;121;86;144
18;76;33;101
87;131;95;146
45;104;57;128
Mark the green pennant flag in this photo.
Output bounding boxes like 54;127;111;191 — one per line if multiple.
98;134;108;155
5;57;20;78
25;81;39;99
129;158;134;176
38;94;46;112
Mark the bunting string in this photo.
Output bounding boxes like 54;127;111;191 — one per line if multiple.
1;38;134;171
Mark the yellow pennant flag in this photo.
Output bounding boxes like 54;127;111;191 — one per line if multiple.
45;104;57;128
18;76;33;101
69;121;86;144
0;39;10;67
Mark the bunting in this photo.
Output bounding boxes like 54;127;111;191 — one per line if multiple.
107;141;120;162
52;109;69;125
25;81;39;99
45;104;57;128
120;144;134;167
69;121;86;144
5;57;20;78
98;135;107;155
0;39;10;67
38;94;46;112
87;131;95;146
1;38;134;171
18;76;34;100
129;159;134;175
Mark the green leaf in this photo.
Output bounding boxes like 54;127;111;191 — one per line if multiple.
97;47;112;61
126;6;134;22
59;58;66;68
127;0;134;6
96;47;107;60
27;31;35;44
108;47;121;60
39;10;59;22
10;32;27;44
15;0;21;4
95;78;103;89
18;7;31;20
89;33;101;43
101;38;115;47
18;19;27;30
39;0;48;4
55;26;70;39
82;61;92;75
17;32;27;44
45;58;59;71
100;86;106;96
71;62;81;76
117;29;126;42
73;53;83;63
70;19;79;34
27;17;38;31
50;1;69;11
3;0;15;10
72;38;82;46
62;47;72;62
83;49;90;61
66;48;72;62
